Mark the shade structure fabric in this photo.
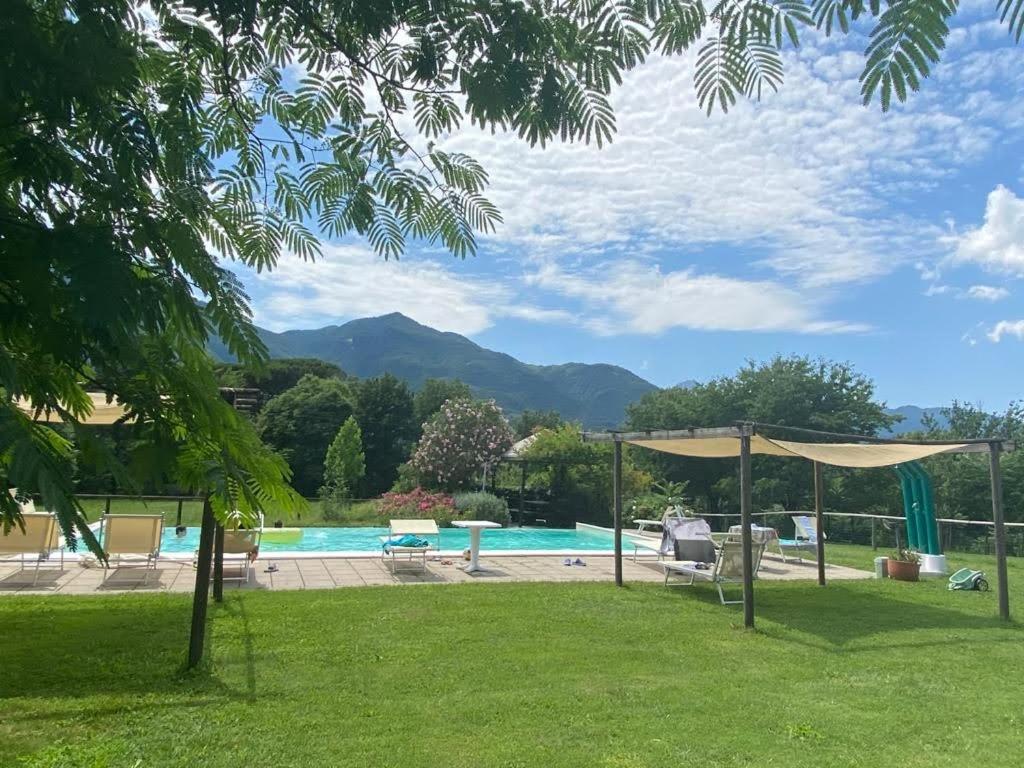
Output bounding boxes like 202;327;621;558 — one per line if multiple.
627;435;792;458
625;434;970;468
14;393;130;425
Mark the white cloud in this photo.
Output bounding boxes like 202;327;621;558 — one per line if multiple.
248;245;562;336
525;260;867;335
951;186;1024;275
987;320;1024;342
433;45;1021;289
966;284;1010;301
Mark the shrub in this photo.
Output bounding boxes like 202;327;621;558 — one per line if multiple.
453;491;510;526
410;398;514;490
377;487;458;526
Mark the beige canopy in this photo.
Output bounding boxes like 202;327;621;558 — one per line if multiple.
13;393;131;425
625;434;971;468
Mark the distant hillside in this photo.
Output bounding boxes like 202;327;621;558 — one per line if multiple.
210;313;657;428
884;405;948;435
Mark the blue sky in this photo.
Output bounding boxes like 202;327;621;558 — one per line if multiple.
234;6;1024;411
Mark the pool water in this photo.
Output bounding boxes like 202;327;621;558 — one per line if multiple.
160;526;616;554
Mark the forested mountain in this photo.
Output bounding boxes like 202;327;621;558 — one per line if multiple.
210;313;657;428
884;406;949;435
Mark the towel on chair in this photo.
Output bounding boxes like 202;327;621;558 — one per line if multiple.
383;534;431;552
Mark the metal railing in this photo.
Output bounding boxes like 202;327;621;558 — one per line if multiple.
629;509;1024;558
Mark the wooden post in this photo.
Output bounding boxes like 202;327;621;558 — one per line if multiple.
175;498;184;527
213;522;225;603
519;462;527;527
813;461;826;587
613;440;623;587
989;442;1010;621
104;496;111;515
739;432;754;629
187;497;216;668
870;517;876;550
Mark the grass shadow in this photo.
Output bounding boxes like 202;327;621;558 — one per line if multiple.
752;580;1018;649
0;595;235;700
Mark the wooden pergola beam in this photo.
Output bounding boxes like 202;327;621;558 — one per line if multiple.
584;426;744;442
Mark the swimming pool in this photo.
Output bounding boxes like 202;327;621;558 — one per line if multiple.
160;526;616;554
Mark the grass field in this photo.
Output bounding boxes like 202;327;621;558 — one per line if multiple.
77;497;383;528
2;544;1022;767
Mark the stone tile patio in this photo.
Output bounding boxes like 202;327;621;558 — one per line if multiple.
0;553;871;595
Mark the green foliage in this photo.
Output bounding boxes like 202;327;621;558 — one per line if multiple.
453;491;511;526
626;356;896;515
320;417;365;520
355;374;418;495
413;378;472;428
513;409;564;440
860;0;957;110
891;547;921;563
257;375;355;495
521;424;651;525
215;359;346;401
912;401;1024;524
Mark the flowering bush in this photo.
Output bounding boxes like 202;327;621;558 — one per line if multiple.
410;398;514;490
377;487;457;525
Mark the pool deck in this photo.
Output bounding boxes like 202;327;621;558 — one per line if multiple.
0;552;872;595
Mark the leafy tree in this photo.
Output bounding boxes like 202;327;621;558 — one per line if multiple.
320;416;365;517
215;359;346;401
513;409;564;440
520;424;651;525
411;399;514;490
355;374;417;496
916;401;1024;525
257;375;355;495
413;378;472;428
626;356;895;514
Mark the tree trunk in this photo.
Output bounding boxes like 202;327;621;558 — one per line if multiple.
213;522;225;603
187;497;216;669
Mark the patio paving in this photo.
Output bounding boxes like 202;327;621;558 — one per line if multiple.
0;553;872;595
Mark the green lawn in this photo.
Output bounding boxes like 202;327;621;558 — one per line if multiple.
2;546;1022;768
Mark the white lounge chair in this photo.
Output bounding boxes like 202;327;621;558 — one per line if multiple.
0;512;61;585
100;514;164;584
380;519;440;573
221;527;262;583
777;514;822;563
661;535;765;605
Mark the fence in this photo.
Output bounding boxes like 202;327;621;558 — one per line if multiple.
73;494;380;527
678;509;1024;558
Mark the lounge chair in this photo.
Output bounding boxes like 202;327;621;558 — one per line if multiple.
221;527;262;583
777;514;821;563
380;519;440;573
661;535;765;605
0;512;60;585
100;514;164;584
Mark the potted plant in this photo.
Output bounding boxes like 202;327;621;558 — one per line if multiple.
887;548;921;582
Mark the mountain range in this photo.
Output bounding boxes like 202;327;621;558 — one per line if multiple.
209;312;945;432
884;405;948;435
209;312;657;427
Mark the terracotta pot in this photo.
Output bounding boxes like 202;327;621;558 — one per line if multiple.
887;558;920;582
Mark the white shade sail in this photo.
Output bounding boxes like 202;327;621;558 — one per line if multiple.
625;434;971;468
13;394;131;425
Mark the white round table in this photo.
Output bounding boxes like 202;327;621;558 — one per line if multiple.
451;520;501;573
